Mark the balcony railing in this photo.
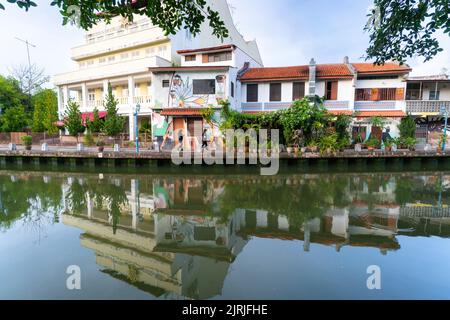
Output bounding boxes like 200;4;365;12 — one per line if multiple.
241;102;291;113
88;100;103;108
117;96;129;105
133;95;152;105
406;100;450;113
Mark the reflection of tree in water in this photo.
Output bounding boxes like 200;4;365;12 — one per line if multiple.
216;175;352;228
66;177;129;234
0;174;62;234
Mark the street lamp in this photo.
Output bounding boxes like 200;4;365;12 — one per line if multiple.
134;104;141;154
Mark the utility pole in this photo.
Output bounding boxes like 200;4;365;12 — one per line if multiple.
15;37;36;109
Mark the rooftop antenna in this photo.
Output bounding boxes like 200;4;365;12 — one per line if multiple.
15;37;36;102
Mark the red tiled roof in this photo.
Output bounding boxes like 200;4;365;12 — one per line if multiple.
240;64;353;82
356;110;406;118
328;110;354;116
352;63;411;75
316;64;353;79
160;108;204;117
177;44;235;55
82;111;107;124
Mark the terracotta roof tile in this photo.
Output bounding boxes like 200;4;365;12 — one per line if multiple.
352;63;411;75
240;64;353;82
356;110;406;118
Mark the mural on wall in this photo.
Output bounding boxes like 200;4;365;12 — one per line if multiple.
168;75;226;108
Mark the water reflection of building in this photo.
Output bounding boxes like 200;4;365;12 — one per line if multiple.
61;177;245;300
58;173;450;299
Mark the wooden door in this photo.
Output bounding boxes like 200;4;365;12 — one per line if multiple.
173;118;185;145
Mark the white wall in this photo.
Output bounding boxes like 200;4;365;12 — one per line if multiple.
420;83;450;100
355;76;406;89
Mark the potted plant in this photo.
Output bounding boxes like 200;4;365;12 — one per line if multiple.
404;137;417;151
96;139;105;152
354;133;363;152
21;135;32;151
366;138;380;151
384;138;394;152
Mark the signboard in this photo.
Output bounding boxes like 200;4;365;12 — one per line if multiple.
440;106;448;116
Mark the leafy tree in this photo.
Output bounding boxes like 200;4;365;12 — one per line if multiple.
1;0;228;40
103;84;125;139
366;0;450;64
32;89;58;134
64;100;84;141
398;114;416;140
0;75;27;114
0;106;28;132
88;107;103;133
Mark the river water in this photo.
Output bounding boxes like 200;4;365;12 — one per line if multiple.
1;168;450;299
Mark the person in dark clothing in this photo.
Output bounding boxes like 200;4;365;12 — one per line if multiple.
202;129;208;149
178;131;184;151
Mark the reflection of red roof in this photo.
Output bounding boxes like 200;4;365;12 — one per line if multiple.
177;44;235;54
160;108;204;117
356;110;406;118
352;63;411;75
240;64;354;82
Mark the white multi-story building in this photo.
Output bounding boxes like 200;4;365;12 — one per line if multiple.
239;58;411;139
53;0;262;141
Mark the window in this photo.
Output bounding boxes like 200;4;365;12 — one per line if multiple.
132;50;140;57
292;82;305;100
379;88;396;100
270;83;282;101
162;80;170;88
88;93;95;101
231;81;235;98
79;62;85;68
326;81;338;100
247;84;258;102
207;51;232;63
87;60;94;66
355;89;372;101
99;58;106;64
120;53;129;60
193;79;216;95
185;55;196;62
406;83;421;100
430;90;440;100
108;56;115;62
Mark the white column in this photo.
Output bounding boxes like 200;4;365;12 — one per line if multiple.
62;85;69;109
57;86;63;119
128;76;135;141
103;80;109;99
81;83;88;111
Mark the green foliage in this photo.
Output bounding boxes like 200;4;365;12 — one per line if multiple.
32;89;58;134
21;135;32;146
88;107;103;133
398;115;416;140
403;137;417;150
64;100;84;138
201;105;215;125
83;131;95;146
0;75;27;113
365;0;449;64
103;84;125;138
335;114;352;141
318;133;338;154
366;137;381;148
3;0;228;40
0;106;28;132
370;116;387;129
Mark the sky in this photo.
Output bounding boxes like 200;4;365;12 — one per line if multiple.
0;0;449;85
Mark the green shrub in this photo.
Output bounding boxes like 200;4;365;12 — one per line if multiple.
318;134;338;154
366;138;380;148
21;135;32;146
398;115;416;140
84;132;95;146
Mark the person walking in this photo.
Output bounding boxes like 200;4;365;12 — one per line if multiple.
202;128;209;149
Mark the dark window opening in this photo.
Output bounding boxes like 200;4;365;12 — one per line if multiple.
193;79;216;95
270;83;282;101
231;81;235;98
292;82;305;101
162;80;170;88
247;84;258;102
208;51;232;62
185;54;196;62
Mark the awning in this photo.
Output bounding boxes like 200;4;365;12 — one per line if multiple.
82;111;107;124
160;108;204;117
355;110;406;118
